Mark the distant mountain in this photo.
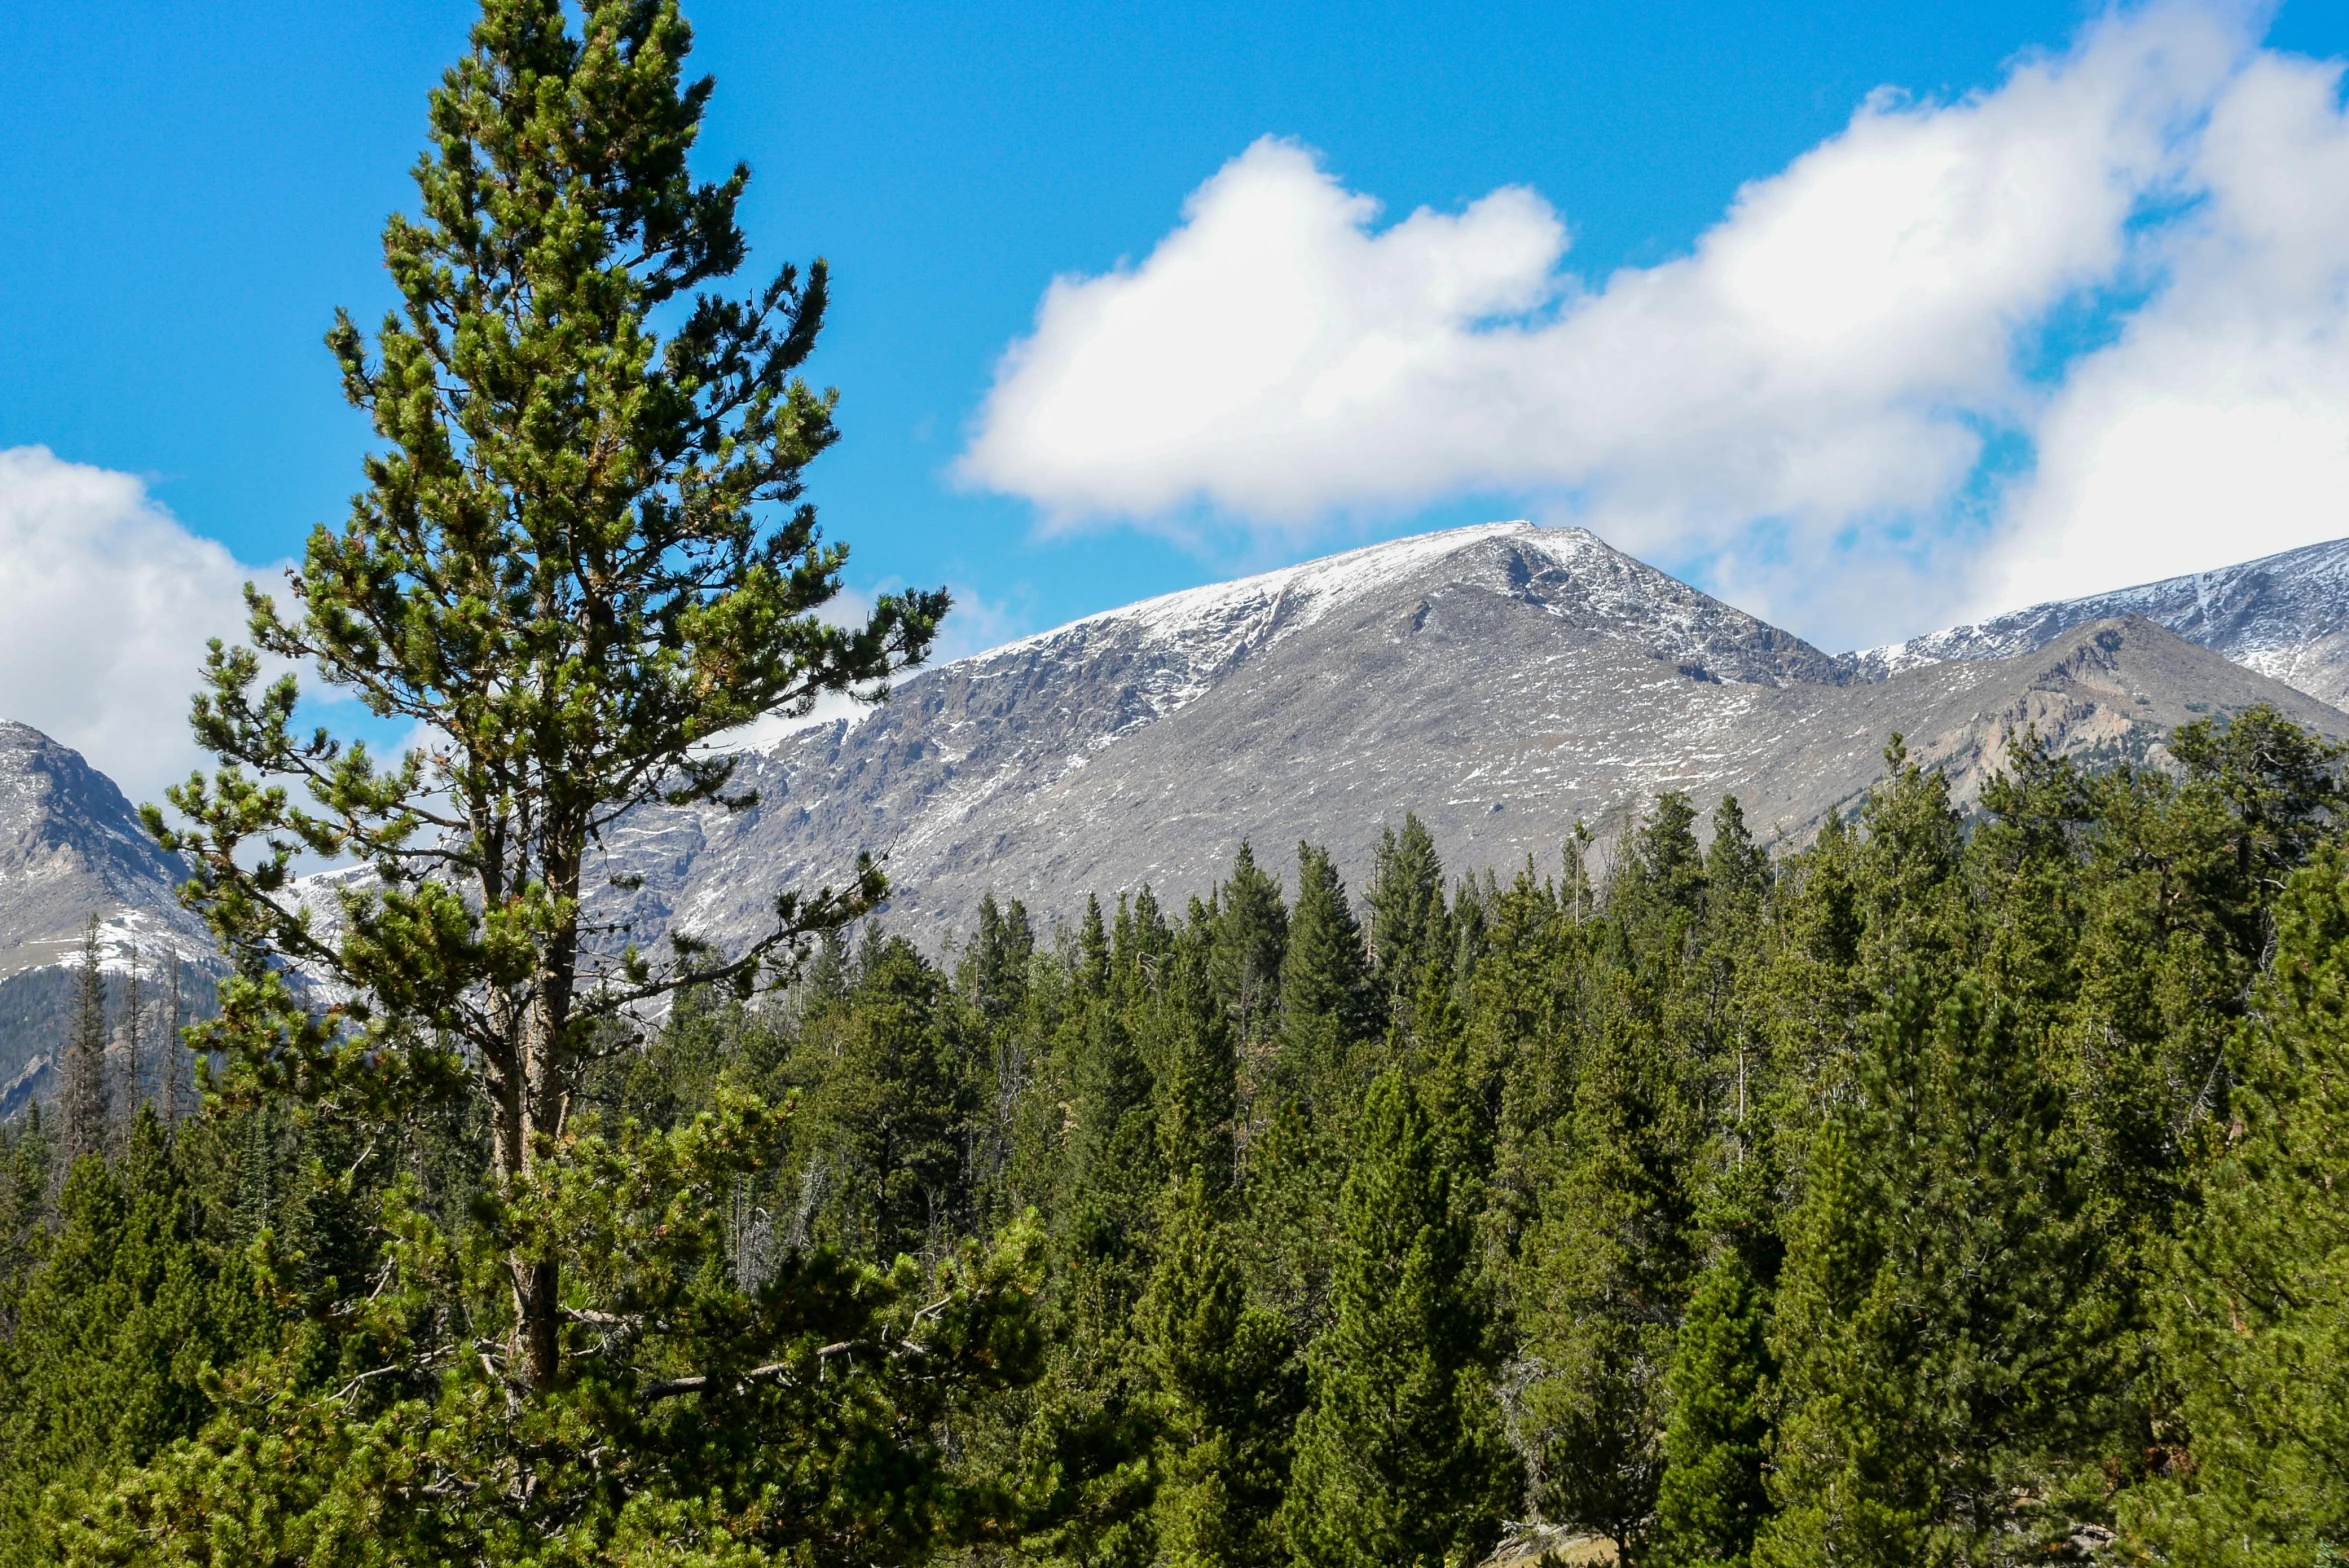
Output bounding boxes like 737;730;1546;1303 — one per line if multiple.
0;722;214;1110
1852;536;2349;707
0;722;204;977
8;522;2347;1072
589;523;2349;953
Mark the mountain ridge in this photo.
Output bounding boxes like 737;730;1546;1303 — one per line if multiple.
4;521;2346;1051
591;525;2349;954
0;722;217;1111
1852;535;2349;706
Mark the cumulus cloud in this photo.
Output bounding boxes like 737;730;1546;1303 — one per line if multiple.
960;4;2349;648
0;444;1026;799
1974;42;2349;614
0;447;274;806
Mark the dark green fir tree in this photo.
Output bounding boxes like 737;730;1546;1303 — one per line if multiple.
0;1109;260;1559
1277;842;1377;1121
1282;1069;1519;1568
1368;814;1451;1016
1143;1167;1301;1568
1757;977;2106;1567
1515;972;1696;1564
2125;845;2349;1564
1210;843;1289;1050
60;917;109;1168
1652;1246;1773;1568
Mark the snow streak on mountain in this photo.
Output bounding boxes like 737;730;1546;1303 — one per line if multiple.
587;524;2349;952
1854;536;2349;707
2;519;2345;1090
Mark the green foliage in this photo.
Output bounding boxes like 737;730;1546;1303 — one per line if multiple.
64;1091;1043;1565
45;693;2331;1565
1369;814;1452;1019
60;921;106;1167
1756;977;2110;1568
1652;1248;1772;1568
143;0;944;1406
794;933;971;1261
1514;967;1697;1562
1283;1070;1519;1568
1156;938;1239;1194
1143;1169;1300;1568
1277;843;1378;1123
1209;844;1289;1052
2124;845;2349;1564
20;0;2349;1564
0;1110;262;1564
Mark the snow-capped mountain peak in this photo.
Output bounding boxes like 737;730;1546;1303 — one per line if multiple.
1853;535;2349;707
991;520;1570;659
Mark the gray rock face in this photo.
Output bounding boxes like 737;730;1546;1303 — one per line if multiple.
1851;535;2349;707
11;521;2348;1012
590;524;2349;952
0;722;205;978
0;722;215;1107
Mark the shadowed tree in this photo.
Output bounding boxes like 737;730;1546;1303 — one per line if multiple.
1283;1069;1519;1568
1143;1166;1301;1568
1369;814;1450;1016
1278;842;1377;1120
2126;845;2349;1563
1210;843;1289;1050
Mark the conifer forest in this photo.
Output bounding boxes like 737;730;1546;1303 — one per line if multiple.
2;3;2347;1566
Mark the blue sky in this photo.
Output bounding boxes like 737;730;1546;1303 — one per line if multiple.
4;1;2349;798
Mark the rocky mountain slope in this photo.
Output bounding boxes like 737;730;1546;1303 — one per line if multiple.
0;722;205;978
0;723;214;1109
591;523;2349;953
1852;535;2349;707
7;520;2347;1058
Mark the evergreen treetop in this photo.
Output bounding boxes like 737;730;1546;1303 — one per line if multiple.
146;0;945;1401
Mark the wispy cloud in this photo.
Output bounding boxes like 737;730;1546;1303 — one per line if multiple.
959;4;2349;648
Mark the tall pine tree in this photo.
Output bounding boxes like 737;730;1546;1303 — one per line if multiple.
1757;977;2107;1566
1143;1168;1301;1568
1283;1069;1518;1568
1277;842;1377;1122
60;917;109;1168
105;6;1057;1560
148;0;947;1401
1651;1247;1772;1568
1210;844;1289;1052
1369;815;1450;1017
1514;969;1696;1563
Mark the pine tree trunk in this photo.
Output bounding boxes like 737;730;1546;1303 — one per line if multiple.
499;831;584;1398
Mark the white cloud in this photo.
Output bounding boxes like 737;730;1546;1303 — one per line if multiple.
1973;43;2349;614
0;447;1019;802
0;447;273;806
931;582;1031;664
959;4;2349;648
